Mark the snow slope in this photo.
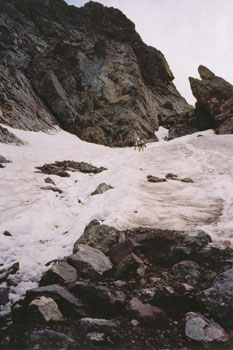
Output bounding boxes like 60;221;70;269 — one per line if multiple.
0;125;233;305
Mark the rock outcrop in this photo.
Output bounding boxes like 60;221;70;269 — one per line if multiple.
0;0;191;146
169;66;233;138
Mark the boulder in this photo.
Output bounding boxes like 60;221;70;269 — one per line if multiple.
185;312;229;342
29;296;64;322
44;177;56;185
108;238;138;264
172;260;201;284
40;261;78;287
73;219;120;254
91;183;113;196
180;178;194;183
26;284;88;318
67;244;112;280
197;268;233;327
70;282;126;315
128;297;167;325
147;175;167;183
0;126;24;145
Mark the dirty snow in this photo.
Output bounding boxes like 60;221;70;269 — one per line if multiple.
0;125;233;305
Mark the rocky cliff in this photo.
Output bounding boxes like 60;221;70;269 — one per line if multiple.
169;66;233;139
0;0;191;146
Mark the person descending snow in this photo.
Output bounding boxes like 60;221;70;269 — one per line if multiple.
134;137;146;151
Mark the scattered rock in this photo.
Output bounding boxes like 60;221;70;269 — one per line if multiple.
29;296;64;322
30;329;76;349
0;262;19;283
0;126;24;145
128;297;167;324
172;260;201;284
91;183;113;195
73;220;121;254
185;312;230;342
40;185;63;194
180;178;194;183
67;244;113;280
0;155;11;163
79;318;119;335
44;177;56;185
165;173;179;180
40;261;78;287
147;175;167;183
86;332;105;342
36;161;106;177
3;231;12;237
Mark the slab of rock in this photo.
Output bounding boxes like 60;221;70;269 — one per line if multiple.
197;268;233;327
67;244;112;280
91;183;113;196
73;219;120;254
70;282;126;315
40;185;63;194
29;296;64;322
26;284;87;318
172;260;201;284
79;318;119;335
30;329;76;349
147;175;167;183
128;297;167;325
185;312;230;342
40;261;78;287
108;238;137;264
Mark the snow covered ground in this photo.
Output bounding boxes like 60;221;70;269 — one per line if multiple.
1;125;233;306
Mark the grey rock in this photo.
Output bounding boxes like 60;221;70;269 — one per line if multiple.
44;177;56;185
0;126;24;145
0;262;19;283
91;183;113;196
172;260;201;284
73;219;120;254
183;230;212;249
128;297;167;324
26;284;87;318
40;261;78;286
185;312;230;342
67;244;112;280
165;173;179;180
197;268;233;327
147;175;167;183
0;155;11;163
30;329;76;349
86;332;105;342
40;185;63;194
70;282;126;315
180;178;194;183
3;231;12;237
0;288;9;306
79;318;119;335
29;296;64;321
0;0;191;146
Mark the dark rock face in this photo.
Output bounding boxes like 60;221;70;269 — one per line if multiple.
169;65;233;138
0;0;191;146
